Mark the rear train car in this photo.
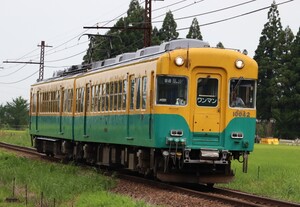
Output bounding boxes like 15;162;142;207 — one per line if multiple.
29;39;258;185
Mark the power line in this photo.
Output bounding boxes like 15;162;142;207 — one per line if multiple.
176;0;294;31
152;0;204;20
45;49;87;63
162;0;256;23
0;70;39;84
0;65;27;77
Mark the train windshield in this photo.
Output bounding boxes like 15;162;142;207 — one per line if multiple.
197;78;218;107
156;76;187;105
230;78;256;108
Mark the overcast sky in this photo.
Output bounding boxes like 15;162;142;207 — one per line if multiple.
0;0;299;104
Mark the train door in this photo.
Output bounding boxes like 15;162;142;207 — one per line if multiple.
126;75;135;139
35;91;40;131
83;83;90;137
193;73;222;144
59;87;63;135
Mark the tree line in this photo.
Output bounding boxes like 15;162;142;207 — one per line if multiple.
0;97;28;130
1;1;299;139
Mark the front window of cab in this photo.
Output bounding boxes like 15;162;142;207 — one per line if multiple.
230;79;256;108
156;76;187;105
197;78;218;107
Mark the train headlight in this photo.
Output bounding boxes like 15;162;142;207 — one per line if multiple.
235;59;244;69
175;56;185;66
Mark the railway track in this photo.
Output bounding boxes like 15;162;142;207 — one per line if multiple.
118;173;300;207
1;141;300;207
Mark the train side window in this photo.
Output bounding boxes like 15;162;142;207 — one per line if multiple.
86;84;90;112
130;77;135;110
32;93;37;113
197;78;218;107
68;89;73;112
114;81;118;111
39;93;42;112
123;79;127;110
76;88;84;113
118;80;122;110
105;83;110;112
109;82;113;111
63;89;68;112
142;77;147;109
101;84;106;112
156;76;187;106
136;78;141;110
98;84;102;112
56;90;60;113
91;85;95;112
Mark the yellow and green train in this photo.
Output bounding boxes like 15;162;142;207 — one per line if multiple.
29;39;258;185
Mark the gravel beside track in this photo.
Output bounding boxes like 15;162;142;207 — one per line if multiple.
111;178;232;207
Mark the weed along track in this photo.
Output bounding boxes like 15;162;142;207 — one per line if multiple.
1;141;300;207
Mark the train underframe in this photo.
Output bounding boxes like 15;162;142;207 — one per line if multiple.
33;136;236;185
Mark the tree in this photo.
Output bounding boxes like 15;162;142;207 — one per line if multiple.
274;27;300;139
0;104;5;127
186;18;202;40
4;97;29;129
159;11;179;42
151;26;161;46
254;2;285;122
83;0;145;62
216;42;225;48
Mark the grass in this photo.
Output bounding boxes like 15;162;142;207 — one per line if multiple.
1;130;300;204
0;130;32;147
0;130;152;206
219;144;300;203
0;151;152;207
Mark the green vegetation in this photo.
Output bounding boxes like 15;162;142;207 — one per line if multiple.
0;130;31;147
0;97;29;130
1;130;300;204
220;144;300;203
0;150;151;207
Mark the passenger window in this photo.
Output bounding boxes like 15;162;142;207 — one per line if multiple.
123;80;127;110
142;77;147;109
109;82;114;111
197;78;218;107
130;77;135;110
136;78;141;110
118;80;122;110
86;85;90;112
32;93;37;113
114;81;118;111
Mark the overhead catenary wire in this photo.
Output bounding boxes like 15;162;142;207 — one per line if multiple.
176;0;294;31
152;0;204;20
0;65;27;78
154;0;256;23
45;49;88;63
0;70;39;84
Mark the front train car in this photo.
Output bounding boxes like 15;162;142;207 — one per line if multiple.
152;39;258;184
29;39;257;186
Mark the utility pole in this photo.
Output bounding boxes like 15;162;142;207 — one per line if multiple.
3;40;52;82
144;0;152;47
83;0;155;48
37;41;52;81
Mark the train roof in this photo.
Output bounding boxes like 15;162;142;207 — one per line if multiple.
48;39;210;80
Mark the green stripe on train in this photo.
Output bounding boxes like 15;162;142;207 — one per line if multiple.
30;115;255;151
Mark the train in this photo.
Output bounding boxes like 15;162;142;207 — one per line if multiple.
29;38;258;185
